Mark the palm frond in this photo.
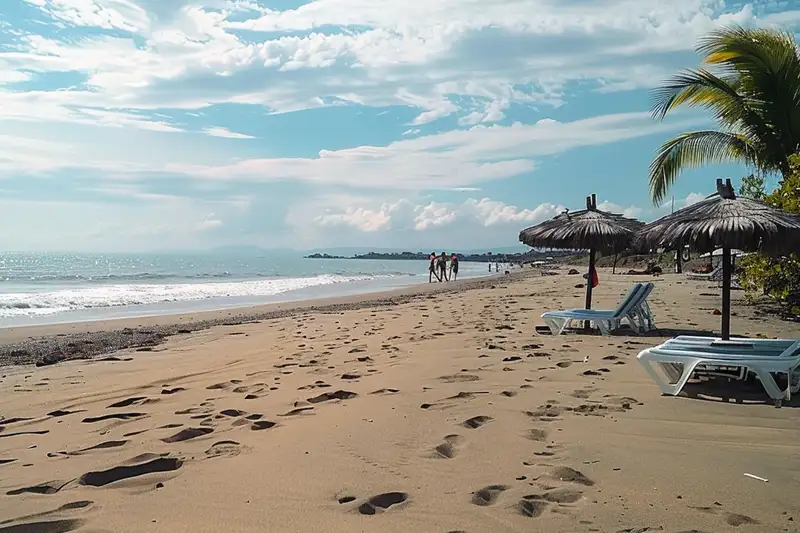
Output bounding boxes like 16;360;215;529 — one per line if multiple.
649;69;777;147
698;25;800;162
649;130;756;205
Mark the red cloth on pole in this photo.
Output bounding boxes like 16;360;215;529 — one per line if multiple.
591;266;599;288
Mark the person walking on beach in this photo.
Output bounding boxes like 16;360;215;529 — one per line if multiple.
429;252;440;282
438;252;449;282
450;253;459;281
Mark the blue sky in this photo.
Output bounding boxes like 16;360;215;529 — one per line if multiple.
0;0;797;252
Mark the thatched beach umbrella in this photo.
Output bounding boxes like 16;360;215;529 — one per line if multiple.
635;178;800;340
519;194;644;314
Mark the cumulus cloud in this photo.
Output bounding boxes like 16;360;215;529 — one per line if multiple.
683;192;707;206
308;197;564;233
597;200;644;219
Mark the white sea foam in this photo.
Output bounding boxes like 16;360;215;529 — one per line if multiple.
0;274;380;318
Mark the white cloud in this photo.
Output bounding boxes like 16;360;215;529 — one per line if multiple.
167;111;705;189
683;192;707;206
308;196;563;233
0;0;774;130
22;0;152;32
202;126;256;139
597;200;644;219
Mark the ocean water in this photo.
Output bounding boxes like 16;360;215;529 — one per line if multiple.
0;252;489;327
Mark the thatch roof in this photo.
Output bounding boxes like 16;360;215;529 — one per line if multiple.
635;179;800;255
519;203;644;254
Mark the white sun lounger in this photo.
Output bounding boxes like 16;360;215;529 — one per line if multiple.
541;283;652;336
686;266;722;281
637;338;800;404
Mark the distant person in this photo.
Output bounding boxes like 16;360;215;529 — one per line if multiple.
494;261;499;273
429;252;440;282
450;253;459;281
438;252;449;281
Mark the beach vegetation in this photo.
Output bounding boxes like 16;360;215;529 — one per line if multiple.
738;154;800;315
648;25;800;205
738;173;766;200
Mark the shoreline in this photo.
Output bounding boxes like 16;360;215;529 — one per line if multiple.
0;271;516;367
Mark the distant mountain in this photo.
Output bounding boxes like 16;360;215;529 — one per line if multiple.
305;250;579;263
304;245;532;256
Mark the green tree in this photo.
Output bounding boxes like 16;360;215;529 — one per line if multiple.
738;173;766;200
648;26;800;205
738;154;800;314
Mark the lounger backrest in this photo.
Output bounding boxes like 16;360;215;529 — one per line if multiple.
615;283;651;318
634;283;654;310
610;283;643;318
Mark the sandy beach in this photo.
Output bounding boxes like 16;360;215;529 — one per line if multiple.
1;269;799;533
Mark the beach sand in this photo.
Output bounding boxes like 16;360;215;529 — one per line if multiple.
1;269;799;533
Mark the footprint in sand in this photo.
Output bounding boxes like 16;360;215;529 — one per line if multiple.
369;388;399;395
432;435;465;459
1;501;94;530
356;492;409;515
279;407;314;416
0;518;86;533
107;397;148;408
525;404;563;422
161;427;213;443
204;440;244;458
461;416;493;429
6;479;73;496
525;488;583;504
69;440;128;455
0;430;50;439
471;485;509;506
524;428;549;442
307;390;358;404
438;374;480;384
220;409;246;417
549;467;595;486
446;391;488;401
81;413;145;424
47;409;83;418
78;454;183;487
250;420;277;431
518;498;549;518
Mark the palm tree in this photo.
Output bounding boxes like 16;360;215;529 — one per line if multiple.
649;25;800;205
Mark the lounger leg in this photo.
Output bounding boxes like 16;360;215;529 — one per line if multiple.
643;301;655;330
753;369;787;403
543;316;570;336
638;352;700;396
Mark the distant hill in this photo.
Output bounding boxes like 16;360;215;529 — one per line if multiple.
304;245;531;256
305;250;580;263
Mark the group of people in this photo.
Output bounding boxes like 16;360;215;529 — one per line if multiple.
428;252;459;282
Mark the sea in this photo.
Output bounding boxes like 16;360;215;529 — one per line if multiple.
0;251;490;328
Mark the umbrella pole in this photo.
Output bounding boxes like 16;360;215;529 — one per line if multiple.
584;247;596;330
721;247;731;340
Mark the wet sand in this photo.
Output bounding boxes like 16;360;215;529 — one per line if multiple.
1;269;798;532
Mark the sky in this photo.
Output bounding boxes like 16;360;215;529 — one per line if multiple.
0;0;797;252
